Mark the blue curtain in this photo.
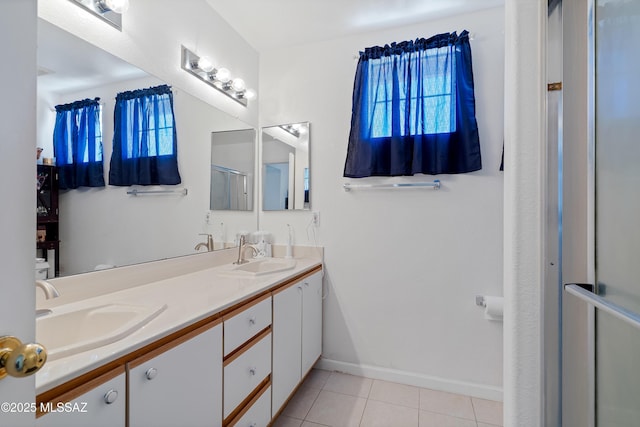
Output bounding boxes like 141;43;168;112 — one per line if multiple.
109;84;181;186
53;98;105;189
344;31;482;177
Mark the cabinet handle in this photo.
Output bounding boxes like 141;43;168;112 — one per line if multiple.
145;367;158;380
248;316;256;325
250;423;257;427
249;367;257;376
297;285;302;292
104;389;118;405
304;281;309;287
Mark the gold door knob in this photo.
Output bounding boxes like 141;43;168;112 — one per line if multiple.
0;336;47;380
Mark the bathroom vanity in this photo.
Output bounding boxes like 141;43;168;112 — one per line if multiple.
34;248;323;427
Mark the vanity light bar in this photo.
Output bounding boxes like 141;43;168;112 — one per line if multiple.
181;46;255;107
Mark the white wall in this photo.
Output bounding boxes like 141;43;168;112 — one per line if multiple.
260;7;505;398
37;0;261;274
0;2;38;422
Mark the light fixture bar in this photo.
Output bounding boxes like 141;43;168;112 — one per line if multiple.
181;46;253;107
67;0;123;30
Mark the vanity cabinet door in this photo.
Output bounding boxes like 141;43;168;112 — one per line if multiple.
301;271;323;376
36;369;125;427
128;323;223;427
271;282;303;414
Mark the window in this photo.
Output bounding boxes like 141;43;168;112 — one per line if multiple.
109;84;181;186
344;31;482;178
368;48;456;138
53;98;105;189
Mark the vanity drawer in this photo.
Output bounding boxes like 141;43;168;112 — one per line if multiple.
223;295;272;356
227;385;271;427
223;332;272;419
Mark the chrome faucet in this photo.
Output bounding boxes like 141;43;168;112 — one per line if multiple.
233;234;258;265
195;234;214;252
35;279;60;299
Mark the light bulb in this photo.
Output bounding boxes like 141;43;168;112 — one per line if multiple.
197;56;215;73
103;0;129;13
231;78;246;92
216;68;231;83
243;88;257;100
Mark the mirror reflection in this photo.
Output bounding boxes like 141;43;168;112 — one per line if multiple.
261;122;310;211
210;129;256;211
37;20;257;277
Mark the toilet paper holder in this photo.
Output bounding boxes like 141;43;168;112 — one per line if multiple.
475;295;504;321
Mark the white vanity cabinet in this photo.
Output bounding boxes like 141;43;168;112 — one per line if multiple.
222;293;272;426
271;270;323;415
36;368;126;427
128;321;223;427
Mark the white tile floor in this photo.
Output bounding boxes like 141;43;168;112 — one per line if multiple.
272;370;503;427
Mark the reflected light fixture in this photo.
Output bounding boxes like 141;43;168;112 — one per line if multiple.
97;0;130;13
181;46;256;107
279;124;302;138
68;0;129;30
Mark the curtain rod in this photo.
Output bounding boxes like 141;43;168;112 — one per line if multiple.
352;32;476;59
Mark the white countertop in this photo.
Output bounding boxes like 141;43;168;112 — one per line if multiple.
36;250;322;394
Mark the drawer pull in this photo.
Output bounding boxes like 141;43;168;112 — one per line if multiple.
145;367;158;380
250;423;257;427
249;367;257;376
104;389;118;404
248;316;256;325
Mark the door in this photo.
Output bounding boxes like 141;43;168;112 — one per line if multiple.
301;272;322;376
593;0;640;424
271;283;302;414
0;2;39;427
128;324;222;427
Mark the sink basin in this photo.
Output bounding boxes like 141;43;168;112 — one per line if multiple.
36;303;167;361
230;258;297;276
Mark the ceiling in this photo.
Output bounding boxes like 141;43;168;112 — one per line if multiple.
205;0;504;52
37;19;148;95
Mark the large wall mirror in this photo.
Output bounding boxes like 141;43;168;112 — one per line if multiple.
210;129;256;211
261;122;310;211
37;19;258;276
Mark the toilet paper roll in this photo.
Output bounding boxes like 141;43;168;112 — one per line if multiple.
483;296;504;321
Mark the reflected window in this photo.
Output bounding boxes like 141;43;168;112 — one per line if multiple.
109;84;181;186
53;97;105;189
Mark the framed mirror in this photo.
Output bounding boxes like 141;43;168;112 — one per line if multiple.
261;122;310;211
210;129;256;211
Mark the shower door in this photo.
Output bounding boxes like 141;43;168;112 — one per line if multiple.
592;0;640;424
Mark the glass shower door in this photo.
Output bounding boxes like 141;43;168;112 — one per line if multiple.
594;0;640;424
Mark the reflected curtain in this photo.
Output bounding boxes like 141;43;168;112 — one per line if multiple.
109;84;181;186
53;98;105;189
344;31;481;177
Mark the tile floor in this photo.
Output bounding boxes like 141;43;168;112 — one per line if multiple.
272;370;503;427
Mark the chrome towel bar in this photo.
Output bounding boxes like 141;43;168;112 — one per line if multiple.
343;180;441;191
127;188;188;196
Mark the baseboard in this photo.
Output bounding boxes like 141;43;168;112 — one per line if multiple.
315;358;503;402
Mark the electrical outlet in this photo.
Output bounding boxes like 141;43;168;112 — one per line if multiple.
312;211;320;226
205;211;211;224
